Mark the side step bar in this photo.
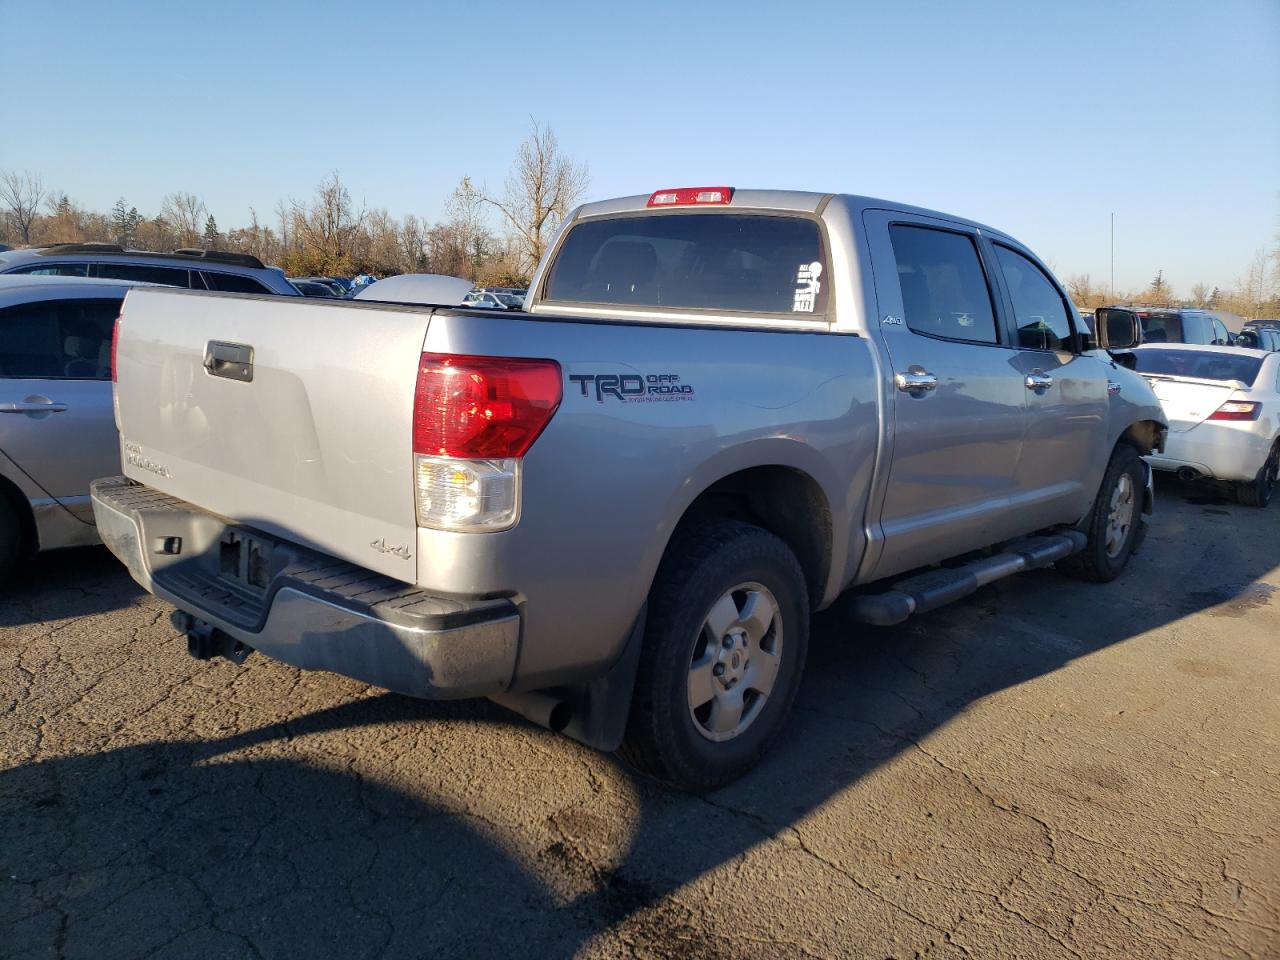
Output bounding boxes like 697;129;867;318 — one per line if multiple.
848;531;1087;626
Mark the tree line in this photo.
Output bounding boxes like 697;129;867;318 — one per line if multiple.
0;120;587;287
1065;250;1280;319
3;132;1277;317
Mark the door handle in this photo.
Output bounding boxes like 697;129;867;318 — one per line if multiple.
0;400;68;414
204;341;254;382
894;367;938;395
1025;370;1054;393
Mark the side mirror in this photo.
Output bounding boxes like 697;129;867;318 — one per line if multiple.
1095;307;1141;350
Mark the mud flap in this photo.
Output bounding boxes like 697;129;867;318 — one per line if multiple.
558;605;646;752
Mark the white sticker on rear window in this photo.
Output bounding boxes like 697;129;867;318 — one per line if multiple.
793;261;823;313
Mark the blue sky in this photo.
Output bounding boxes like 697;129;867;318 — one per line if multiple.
3;0;1276;292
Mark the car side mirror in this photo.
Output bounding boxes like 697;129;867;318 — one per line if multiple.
1095;308;1141;350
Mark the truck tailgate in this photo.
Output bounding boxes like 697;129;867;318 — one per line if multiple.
114;288;431;582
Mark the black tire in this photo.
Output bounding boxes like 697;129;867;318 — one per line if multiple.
620;519;809;792
1058;443;1146;583
0;498;19;585
1236;444;1278;508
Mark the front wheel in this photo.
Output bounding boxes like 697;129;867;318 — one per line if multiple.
1058;444;1146;583
620;519;809;791
1236;444;1278;508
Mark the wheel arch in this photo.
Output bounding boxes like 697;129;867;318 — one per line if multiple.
662;463;834;611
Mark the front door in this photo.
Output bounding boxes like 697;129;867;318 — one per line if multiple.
0;297;121;524
986;242;1110;527
862;211;1030;580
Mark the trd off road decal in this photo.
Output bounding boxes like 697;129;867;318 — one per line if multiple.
569;373;695;403
793;261;823;312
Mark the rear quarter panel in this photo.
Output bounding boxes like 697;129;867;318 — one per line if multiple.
417;311;880;688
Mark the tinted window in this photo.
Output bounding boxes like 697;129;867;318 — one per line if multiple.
0;298;120;379
994;245;1074;351
203;271;270;294
1139;313;1184;344
8;262;91;277
889;225;997;343
545;213;829;315
1211;318;1229;345
97;263;192;286
1134;349;1263;385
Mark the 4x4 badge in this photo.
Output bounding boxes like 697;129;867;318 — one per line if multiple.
370;537;411;560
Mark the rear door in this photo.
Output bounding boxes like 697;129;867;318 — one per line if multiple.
987;242;1110;525
0;296;120;523
863;210;1030;579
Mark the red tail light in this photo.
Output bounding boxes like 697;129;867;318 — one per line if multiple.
647;186;734;207
111;315;122;383
1208;401;1261;421
413;354;562;458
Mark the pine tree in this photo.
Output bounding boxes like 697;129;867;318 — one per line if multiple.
202;214;219;250
111;198;132;246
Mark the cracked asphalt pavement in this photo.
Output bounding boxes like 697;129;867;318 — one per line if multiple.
2;476;1278;959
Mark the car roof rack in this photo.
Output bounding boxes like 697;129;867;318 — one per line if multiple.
34;243;266;270
37;242;126;254
170;248;266;269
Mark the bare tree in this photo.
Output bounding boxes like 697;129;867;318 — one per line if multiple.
1189;282;1213;308
484;120;588;272
1;171;46;244
160;192;207;247
288;172;365;274
1065;274;1106;308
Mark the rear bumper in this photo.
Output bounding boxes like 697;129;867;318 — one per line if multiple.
90;476;519;699
1147;425;1271;482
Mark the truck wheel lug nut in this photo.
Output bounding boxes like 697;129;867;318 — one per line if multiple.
713;663;725;676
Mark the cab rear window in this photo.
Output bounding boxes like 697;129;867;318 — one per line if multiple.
543;213;829;316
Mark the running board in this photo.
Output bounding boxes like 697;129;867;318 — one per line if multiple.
848;531;1087;626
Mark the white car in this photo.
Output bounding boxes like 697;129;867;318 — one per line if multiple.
1135;343;1280;506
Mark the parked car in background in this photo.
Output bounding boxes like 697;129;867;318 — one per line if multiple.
289;279;341;298
1234;325;1280;351
290;277;349;297
0;243;298;296
462;290;523;309
1136;343;1280;506
0;276;145;580
1114;307;1232;346
95;186;1164;789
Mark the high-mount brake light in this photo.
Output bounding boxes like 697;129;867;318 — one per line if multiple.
646;186;734;208
412;353;562;532
1208;401;1261;421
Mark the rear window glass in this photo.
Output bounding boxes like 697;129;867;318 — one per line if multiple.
1139;312;1188;344
204;271;270;294
543;213;829;316
1134;350;1263;385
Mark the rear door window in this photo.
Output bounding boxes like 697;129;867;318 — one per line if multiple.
0;298;121;379
544;213;829;316
993;244;1075;351
203;271;271;294
97;263;193;286
888;225;998;344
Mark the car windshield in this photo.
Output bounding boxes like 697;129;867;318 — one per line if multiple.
1134;350;1263;385
496;294;523;306
544;212;829;315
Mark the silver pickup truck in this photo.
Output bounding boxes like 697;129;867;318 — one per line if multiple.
93;187;1165;789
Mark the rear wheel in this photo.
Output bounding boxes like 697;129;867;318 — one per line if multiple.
1236;444;1278;508
1058;443;1146;583
621;519;809;791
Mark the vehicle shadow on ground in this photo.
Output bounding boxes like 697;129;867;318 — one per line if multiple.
3;480;1275;958
0;545;144;627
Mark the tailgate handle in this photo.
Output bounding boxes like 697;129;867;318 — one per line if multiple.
204;341;254;382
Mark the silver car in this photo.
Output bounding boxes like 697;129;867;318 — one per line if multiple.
1136;343;1280;506
0;276;142;579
